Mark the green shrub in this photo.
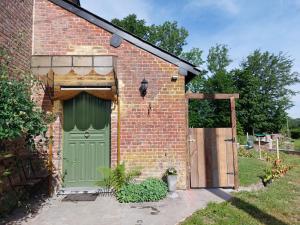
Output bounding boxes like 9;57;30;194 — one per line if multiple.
97;163;141;191
237;135;247;145
291;128;300;139
261;158;293;186
0;47;47;148
238;147;255;158
116;178;168;203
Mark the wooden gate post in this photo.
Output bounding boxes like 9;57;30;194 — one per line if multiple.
230;97;239;189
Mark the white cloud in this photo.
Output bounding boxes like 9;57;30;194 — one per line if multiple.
185;0;239;15
81;0;153;22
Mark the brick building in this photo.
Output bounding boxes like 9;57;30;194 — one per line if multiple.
1;0;200;191
0;0;33;72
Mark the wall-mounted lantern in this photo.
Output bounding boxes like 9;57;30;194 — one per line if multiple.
139;78;148;97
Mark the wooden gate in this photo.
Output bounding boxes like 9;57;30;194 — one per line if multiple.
189;128;235;188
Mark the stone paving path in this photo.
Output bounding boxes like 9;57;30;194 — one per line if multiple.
5;189;232;225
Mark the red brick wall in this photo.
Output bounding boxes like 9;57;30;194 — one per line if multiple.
33;0;188;189
0;0;33;72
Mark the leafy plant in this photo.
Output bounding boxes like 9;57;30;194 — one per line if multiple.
165;167;177;176
116;178;168;203
0;47;47;149
97;163;141;191
262;151;274;162
261;158;292;186
238;147;255;158
261;167;273;186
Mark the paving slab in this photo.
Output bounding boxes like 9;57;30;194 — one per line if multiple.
5;189;232;225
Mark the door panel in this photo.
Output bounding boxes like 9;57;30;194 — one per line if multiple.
189;128;235;188
63;92;111;187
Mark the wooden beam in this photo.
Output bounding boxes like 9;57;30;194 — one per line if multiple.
117;97;121;165
230;97;239;189
186;93;239;100
48;123;53;196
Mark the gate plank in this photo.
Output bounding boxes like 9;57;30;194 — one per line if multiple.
190;128;235;188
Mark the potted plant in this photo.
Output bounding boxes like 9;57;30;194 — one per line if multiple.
166;167;177;192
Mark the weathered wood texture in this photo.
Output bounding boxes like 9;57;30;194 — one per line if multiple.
186;93;239;100
53;71;116;100
230;97;239;189
189;128;235;188
31;56;117;101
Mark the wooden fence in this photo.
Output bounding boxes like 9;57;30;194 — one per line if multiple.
189;128;235;188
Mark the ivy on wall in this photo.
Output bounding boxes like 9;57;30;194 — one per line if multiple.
0;47;47;148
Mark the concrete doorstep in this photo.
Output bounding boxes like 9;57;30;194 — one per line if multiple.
5;189;232;225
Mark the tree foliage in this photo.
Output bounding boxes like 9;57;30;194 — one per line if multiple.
289;117;300;129
233;50;299;133
188;44;234;128
111;14;149;40
180;47;204;67
111;14;188;56
148;21;188;56
188;46;299;132
0;48;47;147
207;44;232;74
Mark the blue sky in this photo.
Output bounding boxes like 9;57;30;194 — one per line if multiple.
81;0;300;118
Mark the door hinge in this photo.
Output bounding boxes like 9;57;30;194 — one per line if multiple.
225;137;236;142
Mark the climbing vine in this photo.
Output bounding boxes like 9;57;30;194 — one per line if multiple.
0;47;47;149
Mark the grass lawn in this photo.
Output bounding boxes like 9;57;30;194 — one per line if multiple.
238;157;267;186
181;152;300;225
294;139;300;151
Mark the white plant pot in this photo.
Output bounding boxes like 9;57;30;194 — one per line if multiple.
167;175;177;192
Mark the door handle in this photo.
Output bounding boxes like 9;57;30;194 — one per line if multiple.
84;131;90;139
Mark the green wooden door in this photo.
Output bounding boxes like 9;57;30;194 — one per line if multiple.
63;92;111;187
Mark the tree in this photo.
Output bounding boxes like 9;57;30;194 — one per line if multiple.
207;44;232;74
180;47;204;67
111;14;149;40
289;117;300;129
111;14;188;56
233;50;299;133
148;21;188;56
188;44;235;128
181;47;205;92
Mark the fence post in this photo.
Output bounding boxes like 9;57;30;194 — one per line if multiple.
276;138;280;160
259;137;262;160
230;97;239;189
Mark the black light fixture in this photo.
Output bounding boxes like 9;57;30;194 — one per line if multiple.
139;78;148;97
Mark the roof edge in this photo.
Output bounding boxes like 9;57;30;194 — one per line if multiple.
48;0;200;76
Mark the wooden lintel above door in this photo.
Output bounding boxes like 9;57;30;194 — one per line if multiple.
31;55;118;101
